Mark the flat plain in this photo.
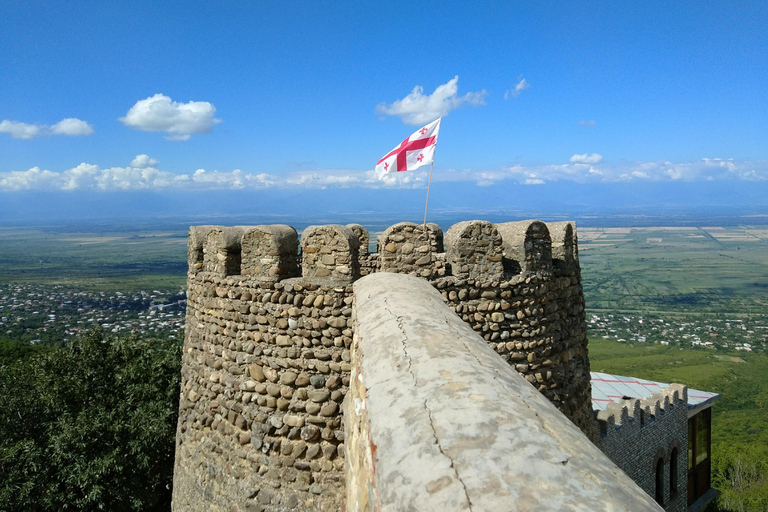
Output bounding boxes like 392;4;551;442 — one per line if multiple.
579;225;768;314
0;227;188;291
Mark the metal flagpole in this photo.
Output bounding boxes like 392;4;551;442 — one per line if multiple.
423;160;434;228
423;118;440;228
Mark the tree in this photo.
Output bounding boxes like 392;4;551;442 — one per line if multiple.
712;443;768;512
0;328;181;511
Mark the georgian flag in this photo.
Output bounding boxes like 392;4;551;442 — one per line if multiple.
375;117;441;179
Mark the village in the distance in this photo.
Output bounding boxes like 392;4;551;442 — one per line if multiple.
2;283;766;353
0;284;186;344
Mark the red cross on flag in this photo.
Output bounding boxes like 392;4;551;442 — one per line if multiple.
375;117;441;179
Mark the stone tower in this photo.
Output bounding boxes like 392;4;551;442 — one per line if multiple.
172;219;595;511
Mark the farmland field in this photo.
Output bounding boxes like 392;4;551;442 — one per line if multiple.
0;227;188;291
579;225;768;313
579;226;768;353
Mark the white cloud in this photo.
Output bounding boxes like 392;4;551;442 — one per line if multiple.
504;77;530;99
130;154;159;167
285;170;369;189
0;163;192;191
1;158;766;192
191;168;275;189
0;120;43;139
579;120;596;126
419;157;768;186
50;118;94;136
119;94;221;140
0;167;61;190
61;163;100;190
0;118;93;139
375;76;487;125
94;166;191;190
570;153;604;164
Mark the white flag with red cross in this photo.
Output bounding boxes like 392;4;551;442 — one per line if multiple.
375;117;441;179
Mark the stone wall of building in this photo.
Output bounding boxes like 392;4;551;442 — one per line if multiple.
172;218;596;511
595;385;689;512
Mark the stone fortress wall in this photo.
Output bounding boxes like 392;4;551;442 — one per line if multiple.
172;218;597;511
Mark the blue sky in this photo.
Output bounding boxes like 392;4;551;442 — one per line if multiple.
1;1;767;219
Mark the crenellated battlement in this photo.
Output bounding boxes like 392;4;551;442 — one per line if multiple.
445;220;504;280
203;226;247;275
241;225;300;280
548;221;579;272
596;384;687;438
300;224;360;284
496;220;553;275
185;219;580;284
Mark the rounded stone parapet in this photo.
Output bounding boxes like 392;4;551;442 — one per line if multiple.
240;225;300;280
378;222;439;278
203;226;247;276
347;273;665;512
444;220;504;281
301;224;360;284
188;225;216;273
345;223;370;256
496;220;553;276
548;221;578;271
177;217;599;512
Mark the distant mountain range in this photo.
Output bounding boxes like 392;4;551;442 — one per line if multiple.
2;181;766;230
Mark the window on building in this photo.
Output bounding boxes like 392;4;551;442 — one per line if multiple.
688;408;712;506
688;419;694;471
696;410;710;466
670;447;679;497
655;457;665;506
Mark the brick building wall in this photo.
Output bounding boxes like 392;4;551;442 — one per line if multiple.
595;385;689;512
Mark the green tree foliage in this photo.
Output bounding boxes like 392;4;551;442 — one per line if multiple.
712;445;768;512
0;338;53;366
0;328;181;511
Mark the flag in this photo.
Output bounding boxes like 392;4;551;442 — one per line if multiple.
375;117;441;179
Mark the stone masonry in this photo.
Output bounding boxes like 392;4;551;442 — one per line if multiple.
172;219;596;511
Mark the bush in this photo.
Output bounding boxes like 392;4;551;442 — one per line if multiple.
0;328;181;511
